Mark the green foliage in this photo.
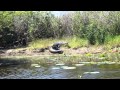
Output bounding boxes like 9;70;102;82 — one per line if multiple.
96;29;106;44
85;53;92;57
105;35;120;48
28;36;88;49
0;27;17;48
86;24;97;45
0;11;120;48
68;36;88;48
107;11;120;36
99;53;106;57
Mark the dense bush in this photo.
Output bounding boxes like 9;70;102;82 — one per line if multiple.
0;11;120;48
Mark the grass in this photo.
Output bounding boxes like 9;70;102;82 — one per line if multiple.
25;35;120;60
27;35;120;53
68;36;88;48
28;38;65;49
104;35;120;49
28;36;88;49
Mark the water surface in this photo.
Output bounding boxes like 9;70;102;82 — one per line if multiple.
0;62;120;79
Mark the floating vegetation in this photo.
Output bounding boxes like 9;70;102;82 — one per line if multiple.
107;62;116;64
56;63;65;66
98;57;106;60
79;62;91;64
85;53;92;57
31;64;41;67
31;64;39;66
74;64;85;66
0;52;120;66
79;75;82;78
34;65;41;68
99;53;106;57
97;62;107;65
52;67;61;70
61;66;76;70
83;71;100;74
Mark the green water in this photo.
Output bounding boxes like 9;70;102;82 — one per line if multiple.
0;62;120;79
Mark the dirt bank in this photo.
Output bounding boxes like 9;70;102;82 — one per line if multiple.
0;46;119;57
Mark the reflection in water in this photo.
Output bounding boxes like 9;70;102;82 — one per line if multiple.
0;63;120;79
